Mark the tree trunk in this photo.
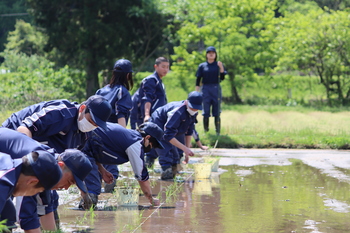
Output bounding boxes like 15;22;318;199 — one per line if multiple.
85;51;100;98
228;72;242;104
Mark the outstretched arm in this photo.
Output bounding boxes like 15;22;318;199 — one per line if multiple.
138;180;160;206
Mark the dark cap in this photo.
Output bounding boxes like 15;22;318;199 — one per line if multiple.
84;95;112;131
187;91;203;110
60;149;92;193
139;122;165;149
28;150;62;190
206;46;216;53
113;59;133;73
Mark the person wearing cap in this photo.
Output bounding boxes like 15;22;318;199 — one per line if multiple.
148;91;203;180
0;128;62;232
195;46;227;135
130;57;169;168
95;58;134;193
16;149;93;233
0;127;92;233
2;95;112;153
78;122;163;208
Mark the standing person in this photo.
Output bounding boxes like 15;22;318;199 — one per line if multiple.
2;95;112;153
78;122;163;208
131;57;169;166
96;58;134;127
195;46;227;135
139;57;169;123
149;91;203;180
95;59;134;192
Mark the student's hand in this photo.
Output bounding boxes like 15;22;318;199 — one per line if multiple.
217;61;224;72
201;145;209;150
101;170;114;184
183;147;194;157
144;115;150;122
151;197;160;206
80;192;93;210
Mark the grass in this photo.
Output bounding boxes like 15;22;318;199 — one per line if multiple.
194;105;350;149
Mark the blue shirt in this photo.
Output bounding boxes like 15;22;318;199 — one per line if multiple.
0;152;22;213
96;84;132;123
150;101;196;142
2;99;86;153
195;61;226;86
138;71;167;118
83;123;149;181
0;128;55;229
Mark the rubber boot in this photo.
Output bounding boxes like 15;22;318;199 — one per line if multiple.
203;117;209;132
215;116;221;135
172;164;178;177
161;167;175;180
78;193;98;210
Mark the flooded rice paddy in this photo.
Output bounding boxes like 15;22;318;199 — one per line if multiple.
55;149;350;233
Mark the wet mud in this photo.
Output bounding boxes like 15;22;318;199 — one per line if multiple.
26;149;350;232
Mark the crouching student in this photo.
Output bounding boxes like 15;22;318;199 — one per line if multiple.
78;122;163;208
0;128;62;232
0;128;93;233
148;91;203;180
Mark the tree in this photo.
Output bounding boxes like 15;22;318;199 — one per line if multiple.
3;19;47;56
272;9;350;106
0;0;32;57
26;0;169;97
163;0;278;104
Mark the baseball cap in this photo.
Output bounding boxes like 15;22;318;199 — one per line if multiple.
187;91;203;110
206;46;216;53
85;95;112;131
140;122;165;149
60;149;92;193
28;150;62;190
113;59;133;73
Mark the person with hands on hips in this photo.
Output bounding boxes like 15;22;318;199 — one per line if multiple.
78;122;164;208
149;91;203;180
195;46;227;135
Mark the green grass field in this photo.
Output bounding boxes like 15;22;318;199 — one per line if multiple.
194;105;350;149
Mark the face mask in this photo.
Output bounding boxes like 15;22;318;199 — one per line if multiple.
78;116;97;132
187;107;198;116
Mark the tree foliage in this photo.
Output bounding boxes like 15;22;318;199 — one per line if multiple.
272;9;350;106
163;0;278;104
26;0;169;96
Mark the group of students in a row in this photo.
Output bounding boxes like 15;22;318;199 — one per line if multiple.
0;46;226;232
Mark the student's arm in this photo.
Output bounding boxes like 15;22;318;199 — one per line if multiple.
39;212;56;231
144;102;152;122
138;180;160;206
17;126;32;138
117;117;127;128
169;137;194;164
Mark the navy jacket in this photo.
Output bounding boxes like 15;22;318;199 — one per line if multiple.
138;71;167;118
150;101;197;142
83;123;149;181
96;84;132;123
2;99;86;153
195;61;226;86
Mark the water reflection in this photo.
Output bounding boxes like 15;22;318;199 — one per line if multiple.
57;155;350;233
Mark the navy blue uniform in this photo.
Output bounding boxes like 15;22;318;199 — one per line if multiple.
196;61;226;117
96;84;132;124
82;123;149;195
149;101;196;169
137;71;167;120
0;128;55;230
2;99;86;153
130;90;142;130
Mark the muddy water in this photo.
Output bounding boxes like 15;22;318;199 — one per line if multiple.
57;149;350;233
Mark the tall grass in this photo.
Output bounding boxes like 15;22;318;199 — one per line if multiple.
195;106;350;149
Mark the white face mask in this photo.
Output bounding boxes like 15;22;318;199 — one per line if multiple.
78;115;97;132
187;107;198;116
